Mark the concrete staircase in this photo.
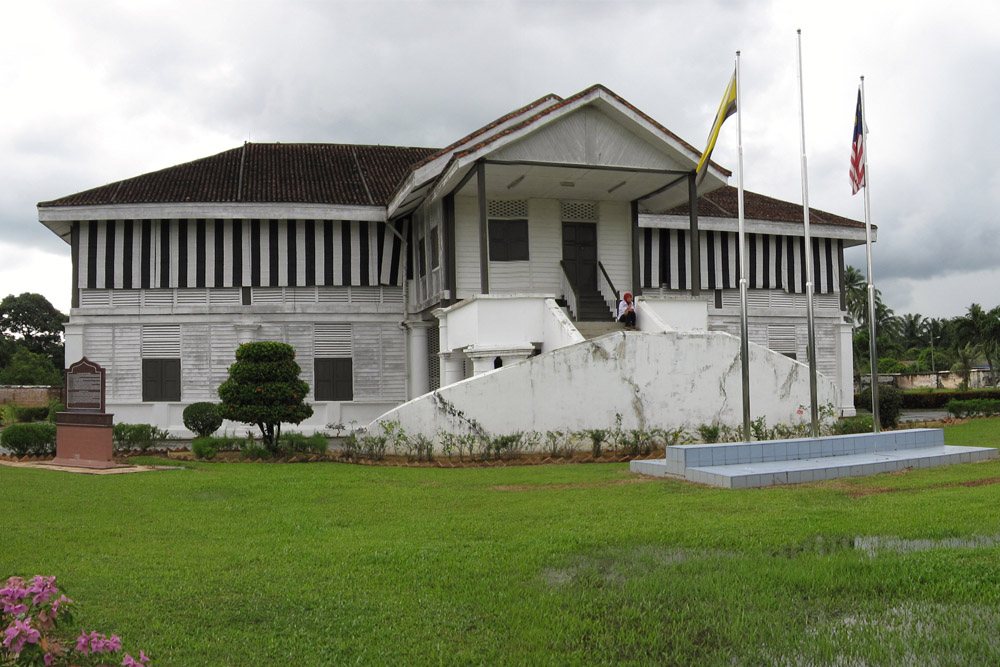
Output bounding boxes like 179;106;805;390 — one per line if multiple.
574;288;613;322
631;429;997;488
575;321;625;340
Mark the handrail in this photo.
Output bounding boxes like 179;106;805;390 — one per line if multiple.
598;261;619;302
558;260;579;320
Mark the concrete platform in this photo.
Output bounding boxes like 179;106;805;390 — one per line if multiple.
631;429;998;488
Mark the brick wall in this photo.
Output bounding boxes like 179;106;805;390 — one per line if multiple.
0;386;63;407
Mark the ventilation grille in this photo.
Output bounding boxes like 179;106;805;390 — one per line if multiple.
314;324;352;357
561;201;599;221
488;200;528;218
427;324;440;391
768;324;797;354
141;325;181;357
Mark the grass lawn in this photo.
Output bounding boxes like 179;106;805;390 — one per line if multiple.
3;419;1000;665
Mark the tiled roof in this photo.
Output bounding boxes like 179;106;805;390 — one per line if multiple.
663;185;864;229
38;143;438;208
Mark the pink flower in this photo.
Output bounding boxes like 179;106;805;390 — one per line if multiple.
44;652;56;665
76;631;91;653
2;617;41;654
797;409;804;415
122;652;151;667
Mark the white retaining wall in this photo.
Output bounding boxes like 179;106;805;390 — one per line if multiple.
371;330;838;442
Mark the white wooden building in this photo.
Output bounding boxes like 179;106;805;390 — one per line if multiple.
38;85;867;434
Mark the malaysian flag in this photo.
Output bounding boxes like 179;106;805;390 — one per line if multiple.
850;89;866;194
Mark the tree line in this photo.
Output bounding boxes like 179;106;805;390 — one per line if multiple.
0;293;67;386
845;266;998;386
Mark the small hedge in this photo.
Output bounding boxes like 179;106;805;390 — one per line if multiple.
183;402;223;437
945;399;1000;419
113;423;170;452
1;423;57;457
855;389;1000;410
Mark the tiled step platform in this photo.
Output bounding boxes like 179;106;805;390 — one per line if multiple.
631;429;997;488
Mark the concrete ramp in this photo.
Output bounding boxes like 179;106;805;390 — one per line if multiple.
371;330;840;443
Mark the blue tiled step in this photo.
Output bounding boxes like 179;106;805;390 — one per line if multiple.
630;429;998;488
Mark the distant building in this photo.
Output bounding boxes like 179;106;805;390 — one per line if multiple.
38;85;864;434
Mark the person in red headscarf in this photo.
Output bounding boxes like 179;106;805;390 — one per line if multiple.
617;292;636;329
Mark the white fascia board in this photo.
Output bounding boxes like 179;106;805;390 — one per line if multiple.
388;97;566;215
640;214;873;242
37;202;387;223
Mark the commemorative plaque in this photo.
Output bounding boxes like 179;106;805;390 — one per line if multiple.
51;358;117;469
65;358;106;412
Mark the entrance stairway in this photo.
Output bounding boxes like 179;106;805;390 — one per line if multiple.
575;321;625;340
575;288;613;321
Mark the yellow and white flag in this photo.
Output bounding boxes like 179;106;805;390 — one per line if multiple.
695;70;737;186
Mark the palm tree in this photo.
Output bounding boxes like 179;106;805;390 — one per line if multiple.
952;343;979;390
843;265;867;327
896;312;926;351
954;304;1000;381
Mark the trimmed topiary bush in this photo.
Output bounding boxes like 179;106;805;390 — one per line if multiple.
183;402;223;437
1;422;57;457
217;341;313;453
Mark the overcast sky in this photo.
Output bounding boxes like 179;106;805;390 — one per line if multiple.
2;0;997;320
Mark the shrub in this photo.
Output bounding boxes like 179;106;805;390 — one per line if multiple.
697;424;721;443
277;432;328;457
46;401;66;422
0;403;19;426
240;440;270;460
857;386;904;429
112;423;170;452
191;437;219;460
217;341;313;452
583;428;608;457
0;423;57;457
945;399;1000;419
182;402;223;437
832;415;874;434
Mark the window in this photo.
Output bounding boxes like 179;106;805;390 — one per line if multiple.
418;238;427;277
488;219;529;261
142;359;180;401
314;358;353;401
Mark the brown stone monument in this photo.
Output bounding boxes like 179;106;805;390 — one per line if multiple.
50;358;117;469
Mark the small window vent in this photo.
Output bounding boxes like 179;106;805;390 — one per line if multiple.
314;324;352;357
561;201;598;221
488;200;528;218
141;325;181;357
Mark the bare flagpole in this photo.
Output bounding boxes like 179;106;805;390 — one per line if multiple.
796;29;820;437
860;75;880;432
736;50;751;442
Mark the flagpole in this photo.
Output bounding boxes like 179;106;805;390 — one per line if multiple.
796;29;819;438
860;75;880;433
736;50;751;443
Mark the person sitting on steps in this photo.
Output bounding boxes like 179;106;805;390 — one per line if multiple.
617;292;636;329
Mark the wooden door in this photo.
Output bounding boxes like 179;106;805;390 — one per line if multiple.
562;222;598;290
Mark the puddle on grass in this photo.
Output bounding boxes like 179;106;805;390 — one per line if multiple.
541;546;734;587
778;534;1000;559
768;601;1000;666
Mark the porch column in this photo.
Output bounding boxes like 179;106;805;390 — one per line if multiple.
64;323;84;368
405;320;432;399
688;172;701;296
477;161;490;294
467;352;497;377
630;200;641;296
839;321;856;417
439;352;466;386
443;193;457;304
